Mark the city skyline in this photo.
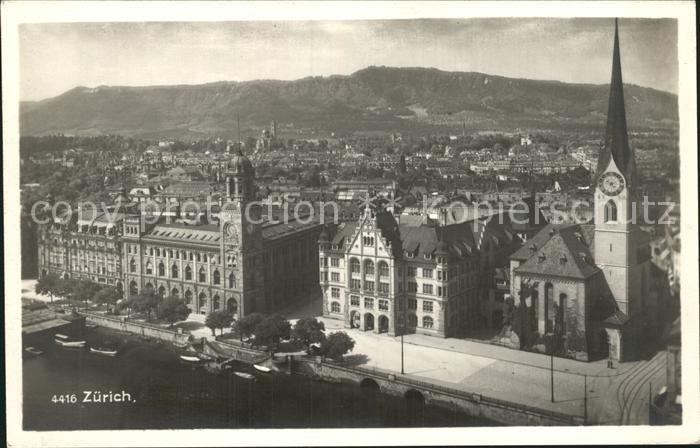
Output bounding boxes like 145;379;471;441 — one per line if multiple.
20;18;678;102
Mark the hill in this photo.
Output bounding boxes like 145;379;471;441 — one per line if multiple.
19;66;678;138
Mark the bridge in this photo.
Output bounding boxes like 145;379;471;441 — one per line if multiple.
295;358;583;426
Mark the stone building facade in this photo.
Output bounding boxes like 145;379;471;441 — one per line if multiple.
37;152;322;318
319;208;522;338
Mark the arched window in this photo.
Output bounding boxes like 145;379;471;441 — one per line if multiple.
145;282;154;290
171;288;179;299
557;293;567;334
228;272;236;288
213;295;220;310
199;267;206;283
545;282;554;333
171;264;178;278
130;259;136;273
378;261;389;277
158;285;166;297
422;316;434;329
331;301;341;313
198;292;207;310
350;258;360;274
408;314;418;327
213;269;221;285
158;262;165;276
129;280;138;296
185;265;192;281
185;289;193;304
145;261;153;275
227;297;238;315
604;200;618;223
364;259;375;276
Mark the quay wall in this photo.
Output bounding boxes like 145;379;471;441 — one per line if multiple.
294;358;582;427
80;312;191;345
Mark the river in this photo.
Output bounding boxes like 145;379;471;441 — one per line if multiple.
23;328;497;430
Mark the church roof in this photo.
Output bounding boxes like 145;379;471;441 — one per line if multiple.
596;19;637;187
514;224;598;280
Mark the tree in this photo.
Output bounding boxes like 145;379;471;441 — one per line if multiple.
253;314;291;349
205;310;234;336
157;297;191;327
320;331;355;361
127;287;161;319
292;317;326;349
35;273;60;302
234;312;264;342
70;279;102;308
93;286;122;307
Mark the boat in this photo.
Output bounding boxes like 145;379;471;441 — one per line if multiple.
233;371;255;380
90;346;118;356
24;347;44;357
54;333;87;348
179;355;202;363
253;364;272;373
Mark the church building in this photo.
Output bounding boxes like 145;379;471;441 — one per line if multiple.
509;20;662;362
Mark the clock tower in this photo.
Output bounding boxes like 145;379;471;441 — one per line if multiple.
594;19;642;317
220;150;263;316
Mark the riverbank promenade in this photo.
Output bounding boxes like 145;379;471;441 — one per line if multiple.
22;279;666;425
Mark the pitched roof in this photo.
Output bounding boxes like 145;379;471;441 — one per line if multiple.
143;223;222;246
514;224;598;280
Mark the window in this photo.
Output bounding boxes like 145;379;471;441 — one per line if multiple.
331;287;340;298
350;279;362;290
437;270;448;281
423;300;434;312
408;299;417;310
378;299;389;311
196;253;201;262
130;259;136;273
422;284;434;295
331;257;340;267
199;267;206;283
203;254;207;262
145;261;153;275
350;295;360;306
604;200;618;223
229;272;236;288
331;272;340;282
422;316;434;328
185;265;192;280
364;280;375;292
364;297;374;309
331;301;341;313
213;269;221;285
364;260;374;275
437;286;448;297
379;282;390;294
350;258;360;274
378;261;389;277
168;250;173;258
158;262;165;276
422;268;433;278
213;295;220;310
363;236;374;246
171;264;178;278
408;281;418;293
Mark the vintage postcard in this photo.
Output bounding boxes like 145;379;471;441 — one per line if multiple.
3;1;698;446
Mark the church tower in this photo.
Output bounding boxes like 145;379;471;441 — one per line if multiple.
220;151;263;316
594;19;642;317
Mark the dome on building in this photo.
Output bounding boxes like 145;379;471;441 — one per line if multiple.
227;150;254;175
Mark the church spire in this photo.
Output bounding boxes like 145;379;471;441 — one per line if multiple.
596;18;636;187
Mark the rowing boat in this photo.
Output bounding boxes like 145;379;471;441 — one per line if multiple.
253;364;271;373
233;371;255;380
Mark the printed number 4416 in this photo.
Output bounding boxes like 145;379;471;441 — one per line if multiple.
51;394;77;404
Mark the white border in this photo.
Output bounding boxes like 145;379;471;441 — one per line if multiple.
3;1;698;446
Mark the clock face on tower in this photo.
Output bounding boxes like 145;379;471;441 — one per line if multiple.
598;172;625;196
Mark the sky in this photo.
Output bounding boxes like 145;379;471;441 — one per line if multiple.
19;18;678;102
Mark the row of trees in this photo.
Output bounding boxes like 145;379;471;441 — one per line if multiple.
35;273;121;306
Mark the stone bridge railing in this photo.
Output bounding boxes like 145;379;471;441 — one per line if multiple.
298;359;583;426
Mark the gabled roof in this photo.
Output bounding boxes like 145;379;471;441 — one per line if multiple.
514;224;598;280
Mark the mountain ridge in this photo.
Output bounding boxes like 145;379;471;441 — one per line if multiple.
20;66;678;138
